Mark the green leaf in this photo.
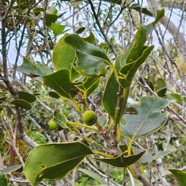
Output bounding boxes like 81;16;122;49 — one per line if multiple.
169;169;186;186
155;78;167;97
76;77;100;99
23;142;93;186
43;69;77;100
46;14;58;26
51;23;65;36
83;32;96;44
102;72;129;124
34;7;44;16
1;164;22;174
53;110;68;128
119;46;154;87
121;97;169;139
76;27;86;34
79;168;106;184
74;51;108;77
18;57;51;77
11;99;32;110
64;34;111;77
97;151;145;167
0;172;8;186
48;91;60;99
130;3;153;16
18;91;36;103
116;10;164;70
153;150;172;160
170;93;186;104
64;34;110;63
52;36;76;71
102;10;164;124
132;147;153;164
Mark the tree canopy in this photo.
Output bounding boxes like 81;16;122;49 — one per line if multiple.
0;0;186;185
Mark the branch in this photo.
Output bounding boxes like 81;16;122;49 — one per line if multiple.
147;0;186;60
88;0;117;56
132;166;152;186
158;0;186;10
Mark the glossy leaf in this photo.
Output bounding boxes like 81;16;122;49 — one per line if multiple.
23;142;93;186
52;36;76;71
119;46;154;88
43;69;77;100
102;72;129;124
18;91;36;103
74;51;108;77
18;57;51;77
76;27;85;34
11;99;32;110
170;93;186;104
53;110;68;128
116;9;164;70
64;34;111;77
64;34;110;62
169;169;186;186
97;151;145;167
155;78;167;97
121;97;169;139
76;77;100;99
46;14;58;26
102;10;164;124
51;23;65;36
130;3;153;16
48;91;60;99
83;32;96;44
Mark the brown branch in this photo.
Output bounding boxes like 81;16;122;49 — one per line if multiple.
132;166;152;186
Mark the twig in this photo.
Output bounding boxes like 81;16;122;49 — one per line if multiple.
84;159;121;186
132;166;152;186
88;0;117;56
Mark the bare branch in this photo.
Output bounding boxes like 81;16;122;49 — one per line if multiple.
147;0;186;60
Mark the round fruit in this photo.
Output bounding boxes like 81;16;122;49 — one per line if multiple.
83;110;97;126
48;119;61;130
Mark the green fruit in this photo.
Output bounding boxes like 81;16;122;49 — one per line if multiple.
83;110;97;126
48;119;61;130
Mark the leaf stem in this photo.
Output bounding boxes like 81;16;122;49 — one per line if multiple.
67;121;98;131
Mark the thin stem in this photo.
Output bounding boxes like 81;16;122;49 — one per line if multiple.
67;121;98;131
88;0;117;56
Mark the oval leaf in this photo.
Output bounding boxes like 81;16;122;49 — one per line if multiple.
52;35;76;71
18;57;51;77
51;23;65;36
1;164;22;174
18;91;36;103
53;110;68;128
43;69;77;100
97;151;145;167
121;97;169;139
11;99;32;110
23;142;93;186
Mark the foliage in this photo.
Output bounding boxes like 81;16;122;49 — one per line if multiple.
0;0;186;186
